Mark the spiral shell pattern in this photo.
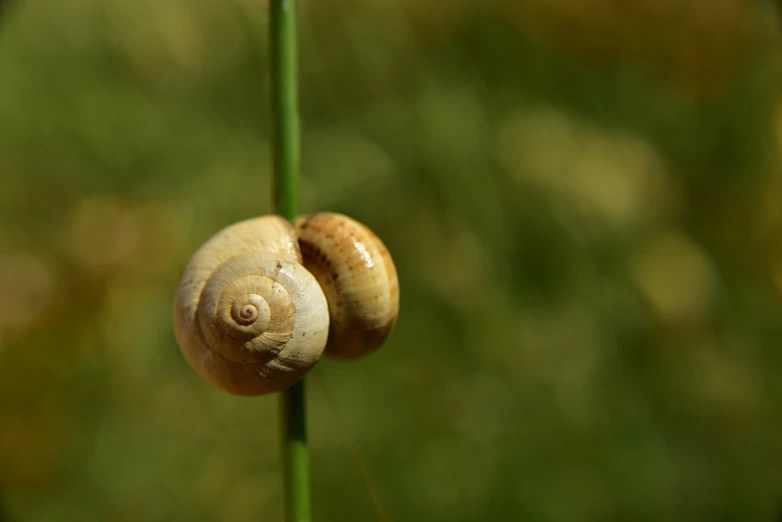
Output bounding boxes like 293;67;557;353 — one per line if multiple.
174;216;330;395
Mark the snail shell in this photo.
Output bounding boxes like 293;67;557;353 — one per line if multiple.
295;213;399;360
173;216;330;396
173;212;399;395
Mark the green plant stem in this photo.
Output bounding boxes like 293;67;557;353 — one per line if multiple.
269;1;309;522
271;0;300;221
278;380;309;522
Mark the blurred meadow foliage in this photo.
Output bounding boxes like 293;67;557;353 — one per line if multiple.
1;0;782;521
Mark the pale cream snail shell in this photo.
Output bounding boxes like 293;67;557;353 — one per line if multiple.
173;213;399;395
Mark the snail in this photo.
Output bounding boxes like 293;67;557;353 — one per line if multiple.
173;213;399;396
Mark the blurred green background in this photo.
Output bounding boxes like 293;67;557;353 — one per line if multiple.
1;0;782;520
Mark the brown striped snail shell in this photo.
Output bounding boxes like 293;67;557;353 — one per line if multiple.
295;213;399;360
173;213;399;395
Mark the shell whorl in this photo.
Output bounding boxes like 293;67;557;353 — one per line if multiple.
174;216;330;396
294;213;399;360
